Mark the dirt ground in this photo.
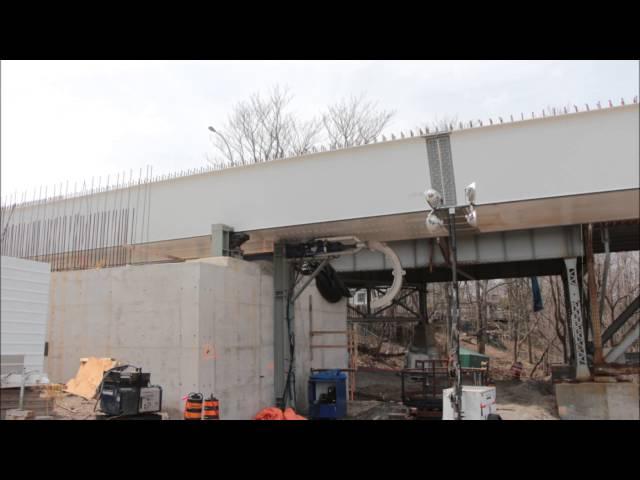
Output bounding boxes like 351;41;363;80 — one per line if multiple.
494;379;559;420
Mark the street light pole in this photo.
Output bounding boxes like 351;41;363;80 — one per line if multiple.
448;207;462;420
424;182;476;421
208;126;234;165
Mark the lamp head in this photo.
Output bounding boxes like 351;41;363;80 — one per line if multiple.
424;188;443;209
465;207;477;228
464;182;476;205
425;211;444;233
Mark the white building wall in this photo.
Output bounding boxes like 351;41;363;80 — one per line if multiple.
1;256;51;386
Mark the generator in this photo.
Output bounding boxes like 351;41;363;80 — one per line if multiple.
98;365;162;417
308;370;347;420
442;386;500;420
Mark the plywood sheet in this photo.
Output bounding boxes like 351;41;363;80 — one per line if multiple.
64;357;118;400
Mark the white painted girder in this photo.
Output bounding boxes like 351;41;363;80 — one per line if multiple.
1;104;638;254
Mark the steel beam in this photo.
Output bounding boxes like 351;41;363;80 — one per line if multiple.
585;224;604;364
331;226;583;274
564;258;591;380
605;322;640;363
602;295;640;345
273;242;292;408
211;223;233;257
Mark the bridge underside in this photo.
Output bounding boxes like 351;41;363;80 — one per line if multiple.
241;189;639;255
339;258;567;287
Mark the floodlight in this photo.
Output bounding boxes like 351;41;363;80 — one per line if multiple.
464;182;476;205
424;188;443;209
465;207;477;228
425;211;444;232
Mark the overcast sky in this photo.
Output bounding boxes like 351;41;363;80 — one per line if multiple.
1;60;638;202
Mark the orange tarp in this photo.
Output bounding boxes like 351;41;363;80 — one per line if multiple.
254;407;307;420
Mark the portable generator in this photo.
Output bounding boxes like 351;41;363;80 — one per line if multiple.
308;370;347;420
98;365;162;417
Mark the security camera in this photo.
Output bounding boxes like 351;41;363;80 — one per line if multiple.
424;188;443;209
464;182;476;205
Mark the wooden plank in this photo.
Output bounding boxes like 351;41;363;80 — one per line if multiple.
131;235;212;264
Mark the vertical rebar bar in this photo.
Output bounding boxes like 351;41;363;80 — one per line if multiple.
146;166;153;262
125;169;133;264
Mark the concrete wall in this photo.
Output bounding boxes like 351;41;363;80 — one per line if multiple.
47;261;202;418
293;286;350;413
45;257;347;419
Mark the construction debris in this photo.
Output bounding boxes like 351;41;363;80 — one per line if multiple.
0;386;55;419
64;357;118;400
5;409;35;420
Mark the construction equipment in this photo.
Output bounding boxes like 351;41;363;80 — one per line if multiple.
442;386;500;420
202;395;220;420
402;359;491;419
184;392;204;420
401;360;450;418
308;370;347;420
97;365;163;419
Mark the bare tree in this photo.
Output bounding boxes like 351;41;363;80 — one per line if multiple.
208;87;397;166
322;94;395;147
208;86;321;166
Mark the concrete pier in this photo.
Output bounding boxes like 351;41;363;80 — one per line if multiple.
45;257;347;419
555;382;640;420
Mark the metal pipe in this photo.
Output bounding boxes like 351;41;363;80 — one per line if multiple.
18;367;26;410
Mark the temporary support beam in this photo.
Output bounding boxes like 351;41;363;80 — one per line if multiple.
564;258;591;380
602;295;640;345
599;226;610;324
291;258;330;303
585;224;604;364
273;242;292;409
604;322;640;363
211;224;233;257
419;283;427;323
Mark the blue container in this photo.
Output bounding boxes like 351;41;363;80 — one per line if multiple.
308;370;348;420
